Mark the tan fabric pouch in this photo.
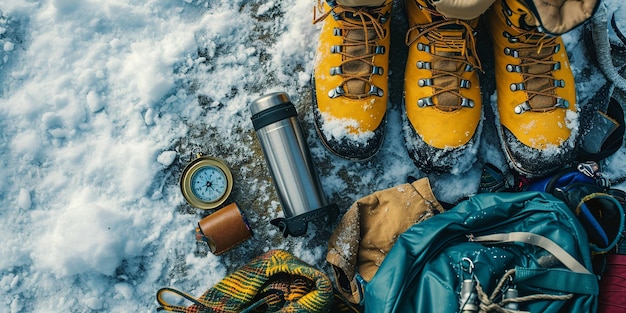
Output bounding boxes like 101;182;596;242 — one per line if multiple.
326;177;444;303
336;0;388;7
432;0;496;20
522;0;599;35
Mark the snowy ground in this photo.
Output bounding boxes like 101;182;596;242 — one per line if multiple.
1;0;625;312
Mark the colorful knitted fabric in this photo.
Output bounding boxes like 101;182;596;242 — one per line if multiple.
157;250;358;313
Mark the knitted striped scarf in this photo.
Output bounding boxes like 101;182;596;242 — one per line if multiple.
157;249;358;313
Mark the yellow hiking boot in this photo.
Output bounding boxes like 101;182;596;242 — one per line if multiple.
403;0;483;174
312;0;391;160
486;0;578;177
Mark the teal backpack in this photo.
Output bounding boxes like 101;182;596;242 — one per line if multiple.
364;192;607;313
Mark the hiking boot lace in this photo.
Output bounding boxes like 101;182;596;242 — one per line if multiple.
406;7;482;111
502;21;569;114
314;1;390;99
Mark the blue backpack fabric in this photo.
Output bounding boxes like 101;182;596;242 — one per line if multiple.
364;192;599;313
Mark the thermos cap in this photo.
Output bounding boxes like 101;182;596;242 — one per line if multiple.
249;92;290;116
249;92;297;131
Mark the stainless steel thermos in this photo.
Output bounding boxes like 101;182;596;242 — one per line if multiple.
250;92;337;237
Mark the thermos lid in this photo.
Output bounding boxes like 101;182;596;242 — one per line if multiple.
249;92;297;131
249;92;290;116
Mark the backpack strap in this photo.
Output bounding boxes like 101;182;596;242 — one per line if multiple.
470;232;591;274
514;267;599;295
471;232;599;295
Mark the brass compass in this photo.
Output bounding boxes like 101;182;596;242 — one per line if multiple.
180;154;233;209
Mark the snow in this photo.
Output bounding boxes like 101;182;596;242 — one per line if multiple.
0;0;625;312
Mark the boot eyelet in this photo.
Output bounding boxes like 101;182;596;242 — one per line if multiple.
460;80;471;89
330;66;343;75
553;62;561;70
417;61;431;70
369;85;384;97
330;45;342;53
417;97;434;107
503;31;519;43
417;43;431;53
506;64;521;72
514;102;531;114
555;98;569;108
510;83;524;91
372;66;384;75
333;28;341;36
504;48;519;58
328;86;345;98
375;46;386;54
418;78;432;87
554;79;565;88
461;98;474;108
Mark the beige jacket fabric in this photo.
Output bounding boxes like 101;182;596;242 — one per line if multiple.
430;0;599;34
336;0;387;7
432;0;496;20
336;0;598;35
523;0;599;34
326;177;445;303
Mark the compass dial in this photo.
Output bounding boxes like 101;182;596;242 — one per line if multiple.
190;166;227;202
180;155;233;209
